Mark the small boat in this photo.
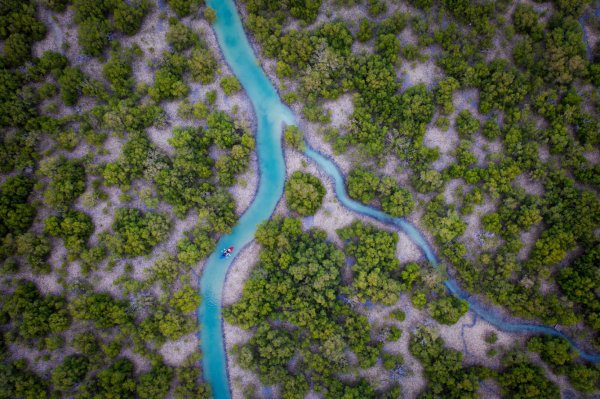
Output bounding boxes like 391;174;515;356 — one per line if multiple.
221;246;234;258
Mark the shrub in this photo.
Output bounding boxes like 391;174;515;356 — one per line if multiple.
149;53;189;101
357;19;373;42
38;156;86;210
113;0;151;36
347;168;380;204
4;34;32;66
390;309;406;322
482;119;501;140
78;17;110;56
58;67;86;106
45;210;94;257
204;7;217;23
189;47;218;84
167;0;201;17
103;50;135;98
16;233;51;274
284;125;305;151
107;208;171;257
70;293;130;328
484;331;498;344
380;186;414;217
166;18;199;52
455;110;480;139
428;296;469;325
220;76;242;96
0;176;35;239
51;355;89;392
285;171;326;216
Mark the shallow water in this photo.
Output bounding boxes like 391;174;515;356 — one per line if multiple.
200;1;599;397
199;1;293;398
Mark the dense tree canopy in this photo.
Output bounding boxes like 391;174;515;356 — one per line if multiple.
0;176;35;239
225;217;400;396
38;156;86;211
409;327;480;398
285;171;326;216
106;208;171;257
338;222;401;305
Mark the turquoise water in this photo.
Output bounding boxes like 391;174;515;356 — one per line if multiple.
199;1;294;398
200;2;599;398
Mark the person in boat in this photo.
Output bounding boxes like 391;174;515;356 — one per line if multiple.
222;246;234;257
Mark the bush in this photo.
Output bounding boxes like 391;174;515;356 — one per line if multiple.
435;77;460;115
174;366;211;399
357;19;373;42
58;67;86;106
482;119;501;140
409;327;479;398
413;169;444;193
428;296;469;325
4;34;32;66
338;222;401;305
92;359;136;398
455;110;480;138
189;47;218;84
16;233;51;274
390;309;406;322
145;255;187;289
499;352;559;399
44;210;94;257
149;53;189;101
387;325;402;341
70;292;130;328
380;185;414;217
38;156;86;210
526;336;576;369
204;7;217;23
512;4;543;40
382;351;404;370
158;311;194;340
0;176;35;239
411;292;426;309
284;125;305;151
484;331;498;344
113;0;151;36
107;208;171;257
285;171;326;216
169;284;201;314
347;168;380;204
72;332;100;356
176;225;215;265
41;0;69;12
220;76;242;96
0;0;46;66
4;280;70;339
51;355;89;392
137;364;173;399
103;51;135;98
166;18;199;52
167;0;201;17
36;51;68;77
566;363;600;393
73;0;108;22
78;17;110;56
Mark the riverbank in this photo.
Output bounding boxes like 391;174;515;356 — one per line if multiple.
222;241;268;399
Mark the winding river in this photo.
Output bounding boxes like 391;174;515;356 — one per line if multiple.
199;1;600;398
